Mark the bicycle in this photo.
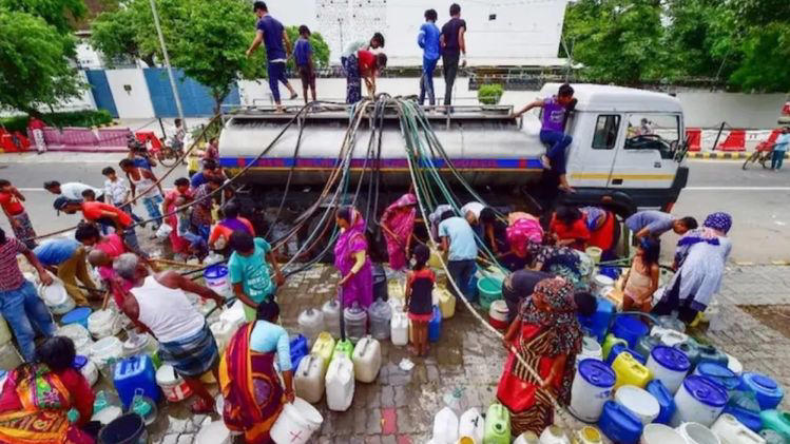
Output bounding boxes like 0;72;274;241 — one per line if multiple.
742;146;774;170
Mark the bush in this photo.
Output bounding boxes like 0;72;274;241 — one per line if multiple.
0;110;114;133
478;84;504;105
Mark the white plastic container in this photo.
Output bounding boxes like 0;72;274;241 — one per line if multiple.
219;300;246;331
91;405;122;425
540;425;572;444
672;377;728;427
711;414;766;444
514;432;540;444
298;308;325;347
325;354;355;412
570;359;616;422
0;343;22;371
321;300;342;339
196;421;231;444
432;407;459;444
56;324;94;356
270;398;324;444
615;385;661;425
210;321;235;353
89;336;123;377
576;337;603;367
488;300;509;329
641;423;686;444
294;354;325;404
156;364;193;402
203;265;232;298
391;311;409;346
677;422;722;444
79;358;99;386
0;316;10;346
651;326;690;347
40;281;75;315
87;309;121;340
592;275;615;293
647;347;690;394
458;408;484;444
726;354;743;375
352;336;381;383
122;332;157;358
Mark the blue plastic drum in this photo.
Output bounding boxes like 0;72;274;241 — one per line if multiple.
695;362;740;391
611;315;649;348
741;372;784;410
61;307;92;328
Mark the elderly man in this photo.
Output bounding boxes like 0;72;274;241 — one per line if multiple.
114;253;224;414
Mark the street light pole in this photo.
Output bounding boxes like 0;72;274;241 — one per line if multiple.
149;0;187;131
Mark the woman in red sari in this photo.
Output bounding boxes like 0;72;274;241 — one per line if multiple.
380;193;417;271
498;278;585;435
219;300;295;444
0;337;96;444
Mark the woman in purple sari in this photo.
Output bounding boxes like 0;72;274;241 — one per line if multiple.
380;193;417;270
334;206;374;308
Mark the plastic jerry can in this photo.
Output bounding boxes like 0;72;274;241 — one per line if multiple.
352;336;381;383
514;431;540;444
597;401;643;444
578;297;615;343
325;353;355;412
607;344;646;366
711;413;766;444
760;410;790;442
539;426;571;444
321;300;342;339
437;287;456;319
429;306;442;343
311;332;335;374
432;407;459;444
458;408;484;444
483;403;510;444
602;334;628;361
298;308;325;347
391;311;409;346
645;380;676;425
113;355;161;409
290;335;309;372
333;339;354;362
612;352;652;389
294;354;325;404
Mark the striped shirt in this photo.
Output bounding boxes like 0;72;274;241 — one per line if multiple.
0;238;28;292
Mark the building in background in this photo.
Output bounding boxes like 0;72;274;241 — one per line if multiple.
274;0;570;67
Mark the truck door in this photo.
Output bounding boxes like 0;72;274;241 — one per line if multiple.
567;113;623;188
607;113;680;190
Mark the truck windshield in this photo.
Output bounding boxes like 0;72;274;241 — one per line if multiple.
624;114;680;159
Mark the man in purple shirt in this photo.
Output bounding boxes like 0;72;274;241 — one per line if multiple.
512;83;578;193
246;1;298;113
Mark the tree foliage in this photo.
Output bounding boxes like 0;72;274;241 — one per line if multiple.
90;0;333;113
0;0;87;34
285;26;331;70
0;9;83;114
562;0;790;92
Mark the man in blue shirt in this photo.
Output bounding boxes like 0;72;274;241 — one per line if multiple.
293;25;317;105
34;238;97;306
438;210;479;302
418;9;441;106
772;127;790;170
246;1;298;113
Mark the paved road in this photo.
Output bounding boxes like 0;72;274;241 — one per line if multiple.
1;154;788;263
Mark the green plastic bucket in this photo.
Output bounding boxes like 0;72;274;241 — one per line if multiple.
477;277;503;310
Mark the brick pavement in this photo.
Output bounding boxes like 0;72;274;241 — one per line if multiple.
146;264;790;443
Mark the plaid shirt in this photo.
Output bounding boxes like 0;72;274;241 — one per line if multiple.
0;238;28;292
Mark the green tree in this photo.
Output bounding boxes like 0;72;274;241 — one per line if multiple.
0;0;86;34
91;6;155;67
563;0;667;85
729;23;790;92
0;9;82;114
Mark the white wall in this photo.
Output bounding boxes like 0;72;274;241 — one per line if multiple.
105;69;156;119
237;77;785;130
268;0;568;66
75;42;104;70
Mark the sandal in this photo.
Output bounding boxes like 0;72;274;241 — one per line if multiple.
190;398;215;414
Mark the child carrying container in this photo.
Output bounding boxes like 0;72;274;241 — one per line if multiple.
621;239;660;312
404;245;434;357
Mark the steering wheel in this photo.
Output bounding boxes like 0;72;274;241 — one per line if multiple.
627;134;670;150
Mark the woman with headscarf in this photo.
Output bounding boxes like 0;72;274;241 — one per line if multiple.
502;212;544;271
0;337;96;444
498;278;584;435
652;212;733;324
219;300;294;444
335;206;374;308
380;193;417;271
529;233;587;289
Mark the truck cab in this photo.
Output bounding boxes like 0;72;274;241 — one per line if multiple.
530;83;689;214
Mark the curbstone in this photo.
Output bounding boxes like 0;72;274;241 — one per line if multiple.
688;151;790;160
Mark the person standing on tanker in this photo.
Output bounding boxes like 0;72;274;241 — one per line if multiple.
418;8;441;106
246;1;298;113
114;253;225;414
440;3;467;109
511;83;578;193
294;25;317;105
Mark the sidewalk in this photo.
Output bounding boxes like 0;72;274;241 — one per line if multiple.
0;151;129;164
